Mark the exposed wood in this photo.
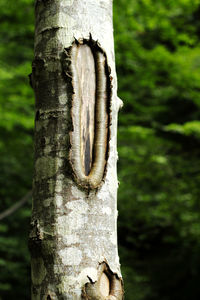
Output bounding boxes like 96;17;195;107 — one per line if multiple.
75;44;96;175
99;272;110;297
69;41;110;188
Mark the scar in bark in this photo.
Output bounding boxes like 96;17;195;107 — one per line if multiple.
82;262;124;299
65;38;111;189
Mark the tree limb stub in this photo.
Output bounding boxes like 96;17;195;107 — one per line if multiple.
82;262;124;300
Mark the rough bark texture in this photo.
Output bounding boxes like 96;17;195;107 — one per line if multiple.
29;0;123;299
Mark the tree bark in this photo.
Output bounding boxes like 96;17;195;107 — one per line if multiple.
29;0;123;299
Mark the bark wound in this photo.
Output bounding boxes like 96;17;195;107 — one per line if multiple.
77;45;96;176
64;39;110;189
99;272;110;297
82;263;123;300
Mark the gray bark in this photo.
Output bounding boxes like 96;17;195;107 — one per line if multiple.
29;0;123;299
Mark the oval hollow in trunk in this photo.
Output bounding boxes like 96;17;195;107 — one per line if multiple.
68;40;111;189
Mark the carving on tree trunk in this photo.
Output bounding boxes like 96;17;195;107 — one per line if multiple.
64;38;111;189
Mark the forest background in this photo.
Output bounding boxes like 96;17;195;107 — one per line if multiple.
1;0;200;299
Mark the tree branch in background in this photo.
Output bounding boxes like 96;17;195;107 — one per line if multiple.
0;190;32;221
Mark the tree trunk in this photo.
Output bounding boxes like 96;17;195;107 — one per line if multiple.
29;0;123;299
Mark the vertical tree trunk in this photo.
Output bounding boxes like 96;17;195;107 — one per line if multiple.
29;0;123;299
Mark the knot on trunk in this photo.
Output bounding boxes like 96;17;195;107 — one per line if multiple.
82;262;124;300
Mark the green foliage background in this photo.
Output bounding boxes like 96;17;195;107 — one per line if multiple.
1;0;200;299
